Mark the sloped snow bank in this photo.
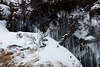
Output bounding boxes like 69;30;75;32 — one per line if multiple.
0;24;82;67
0;20;9;32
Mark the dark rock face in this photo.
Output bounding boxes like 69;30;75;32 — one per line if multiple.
5;0;97;32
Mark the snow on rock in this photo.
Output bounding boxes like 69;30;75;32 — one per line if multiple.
0;4;11;18
91;3;100;10
0;20;9;32
72;10;96;40
0;31;82;67
57;11;66;18
73;27;95;41
0;20;7;27
4;0;30;5
85;36;95;40
91;18;99;26
2;0;21;5
73;29;89;39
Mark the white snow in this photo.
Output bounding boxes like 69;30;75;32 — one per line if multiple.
91;18;99;26
3;0;22;5
57;11;66;18
0;23;82;67
85;36;95;40
72;11;96;40
37;37;82;67
73;27;95;40
0;4;11;18
91;4;100;10
0;20;9;32
73;26;91;40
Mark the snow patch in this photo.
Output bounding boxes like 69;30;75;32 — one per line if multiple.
0;20;9;32
73;29;89;39
91;4;100;10
85;36;95;40
91;18;99;26
0;4;11;18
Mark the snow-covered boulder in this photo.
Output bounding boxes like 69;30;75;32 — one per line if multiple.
0;31;82;67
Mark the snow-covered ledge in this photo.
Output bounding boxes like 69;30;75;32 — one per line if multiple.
0;20;82;67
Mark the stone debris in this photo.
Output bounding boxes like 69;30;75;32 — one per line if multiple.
0;49;14;67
